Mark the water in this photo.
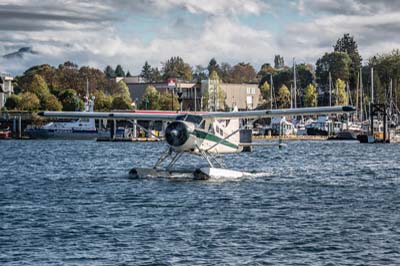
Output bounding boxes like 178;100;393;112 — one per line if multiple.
1;140;400;265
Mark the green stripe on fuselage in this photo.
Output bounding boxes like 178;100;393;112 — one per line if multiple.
192;130;238;149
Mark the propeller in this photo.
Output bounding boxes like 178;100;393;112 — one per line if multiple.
165;121;190;147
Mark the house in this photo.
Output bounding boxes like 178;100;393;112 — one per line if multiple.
0;73;14;109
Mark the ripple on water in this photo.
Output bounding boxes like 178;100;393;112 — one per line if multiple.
1;140;400;265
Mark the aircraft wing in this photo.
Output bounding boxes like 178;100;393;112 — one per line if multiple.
201;106;355;119
38;111;180;121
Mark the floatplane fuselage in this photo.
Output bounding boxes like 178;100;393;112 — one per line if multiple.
39;105;355;180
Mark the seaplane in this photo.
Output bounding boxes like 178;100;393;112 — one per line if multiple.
39;105;355;180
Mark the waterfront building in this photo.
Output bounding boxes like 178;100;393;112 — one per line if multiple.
0;73;14;109
124;77;260;111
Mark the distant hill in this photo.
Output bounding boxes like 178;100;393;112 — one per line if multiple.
3;47;38;59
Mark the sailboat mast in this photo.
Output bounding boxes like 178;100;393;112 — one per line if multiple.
270;74;273;110
329;72;332;106
371;67;374;104
360;68;363;122
293;58;297;108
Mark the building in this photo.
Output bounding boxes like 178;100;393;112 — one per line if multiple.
0;73;14;109
124;77;260;111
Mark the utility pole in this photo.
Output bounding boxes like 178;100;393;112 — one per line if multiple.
360;68;363;121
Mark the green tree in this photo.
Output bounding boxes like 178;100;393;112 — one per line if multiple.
112;80;131;100
93;90;113;111
141;85;161;110
220;62;233;83
126;71;132;77
230;62;257;83
193;65;208;82
334;33;362;89
207;58;220;76
18;92;40;111
115;65;125;77
304;84;318;107
41;94;62;111
336;79;348;105
316;52;351;91
104;65;115;79
159;92;179;111
112;96;131;110
276;85;291;108
162;56;193;81
5;95;22;110
141;61;152;80
59;89;83;111
24;74;50;100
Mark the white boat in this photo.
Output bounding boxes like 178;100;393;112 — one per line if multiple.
26;96;110;140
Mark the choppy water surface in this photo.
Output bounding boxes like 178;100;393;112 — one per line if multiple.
1;140;400;265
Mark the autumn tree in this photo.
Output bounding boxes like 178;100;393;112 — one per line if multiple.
259;81;274;109
335;79;348;105
257;63;276;80
18;92;40;111
304;84;318;107
112;80;131;100
230;62;257;83
24;74;50;100
93;90;113;111
41;94;62;111
276;85;291;108
142;85;161;110
162;56;193;81
220;62;233;83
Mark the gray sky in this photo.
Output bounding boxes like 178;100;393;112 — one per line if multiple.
0;0;399;75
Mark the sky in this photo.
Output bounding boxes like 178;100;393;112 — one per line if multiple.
0;0;400;75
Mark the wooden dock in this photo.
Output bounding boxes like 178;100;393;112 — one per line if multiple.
253;135;328;141
96;137;161;142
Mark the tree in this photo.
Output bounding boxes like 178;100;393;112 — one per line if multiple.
24;74;50;100
41;94;62;111
204;71;225;111
141;61;152;80
104;65;116;79
115;65;125;77
257;63;276;80
59;89;83;111
274;55;285;69
5;95;21;110
112;80;131;100
259;81;273;108
18;92;40;111
230;62;257;83
112;96;131;110
334;33;362;89
142;85;161;110
159;92;179;111
126;71;132;77
220;62;233;83
207;58;220;76
149;67;162;82
162;56;193;81
304;84;318;107
93;90;113;111
276;85;291;108
193;65;208;82
316;52;351;91
336;79;348;105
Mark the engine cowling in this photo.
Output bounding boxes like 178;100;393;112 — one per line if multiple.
165;121;195;151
